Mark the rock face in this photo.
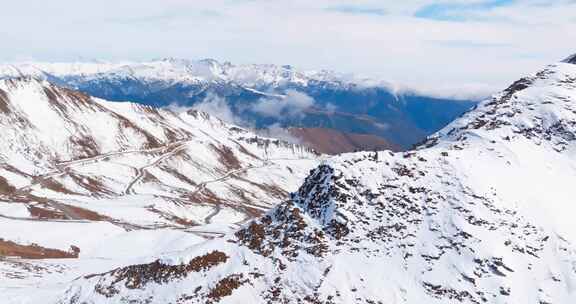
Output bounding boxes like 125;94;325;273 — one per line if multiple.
57;62;576;303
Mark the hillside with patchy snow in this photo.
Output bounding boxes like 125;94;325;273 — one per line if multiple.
0;76;322;297
55;60;576;303
0;76;319;226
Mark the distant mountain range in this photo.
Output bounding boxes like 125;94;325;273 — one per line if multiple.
0;59;478;151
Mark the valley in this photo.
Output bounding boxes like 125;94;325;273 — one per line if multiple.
1;57;576;304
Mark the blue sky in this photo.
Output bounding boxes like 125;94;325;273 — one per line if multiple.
0;0;574;98
415;0;514;21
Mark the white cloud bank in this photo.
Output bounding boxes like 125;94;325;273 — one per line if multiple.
190;94;246;126
251;90;315;118
0;1;575;92
186;94;306;144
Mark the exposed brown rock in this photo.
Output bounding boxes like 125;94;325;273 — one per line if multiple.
0;88;10;113
42;85;93;115
68;173;114;197
160;166;198;188
236;143;262;160
0;239;79;259
0;176;16;194
210;144;241;170
207;274;248;301
236;221;267;254
69;136;100;159
93;251;228;296
38;178;78;195
236;202;328;259
28;205;67;220
232;175;289;201
117;117;163;149
146;206;198;227
64;204;108;221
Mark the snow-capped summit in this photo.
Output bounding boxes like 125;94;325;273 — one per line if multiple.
0;59;333;88
56;59;576;303
423;62;576;152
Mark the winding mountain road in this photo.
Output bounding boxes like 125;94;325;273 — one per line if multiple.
5;137;315;233
16;140;189;194
123;142;190;195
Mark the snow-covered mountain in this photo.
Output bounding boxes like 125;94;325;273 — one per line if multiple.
0;58;353;88
0;76;324;302
55;59;576;303
0;75;321;254
0;59;476;149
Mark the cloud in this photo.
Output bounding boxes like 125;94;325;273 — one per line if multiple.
189;94;250;127
325;103;338;114
106;10;223;25
256;123;303;145
165;94;250;126
0;0;575;91
250;90;315;118
398;82;498;101
181;94;305;145
172;90;316;128
165;103;190;114
425;39;511;49
325;5;386;16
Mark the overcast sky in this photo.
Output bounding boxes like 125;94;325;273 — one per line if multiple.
1;0;575;96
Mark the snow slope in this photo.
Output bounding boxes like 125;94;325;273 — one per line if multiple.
56;61;576;303
0;76;323;303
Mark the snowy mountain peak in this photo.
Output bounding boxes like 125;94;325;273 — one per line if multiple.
0;59;345;89
55;59;576;303
0;76;91;110
421;61;576;152
0;65;50;80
